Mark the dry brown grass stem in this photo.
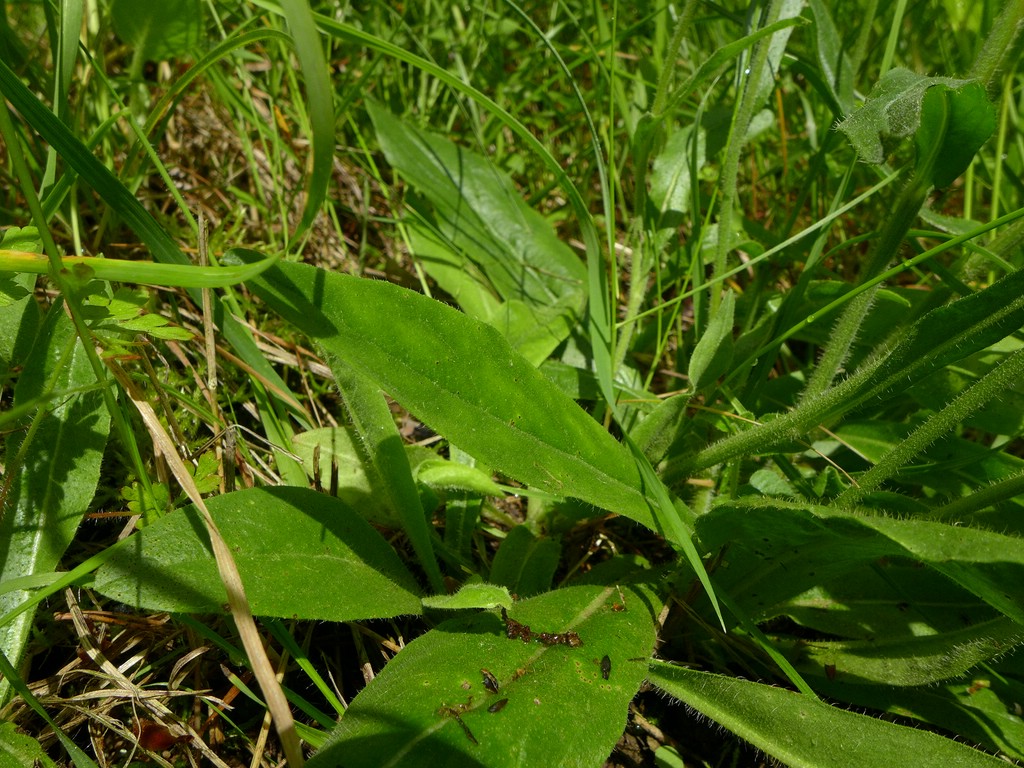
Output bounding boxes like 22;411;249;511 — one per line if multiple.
106;359;305;767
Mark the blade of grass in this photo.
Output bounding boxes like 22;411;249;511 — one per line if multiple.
0;249;279;287
277;0;334;242
0;56;307;424
0;645;100;768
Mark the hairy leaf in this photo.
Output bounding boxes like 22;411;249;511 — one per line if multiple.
648;662;1007;767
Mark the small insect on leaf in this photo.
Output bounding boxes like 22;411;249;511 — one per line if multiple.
600;654;611;680
481;668;499;694
501;606;533;643
487;698;509;713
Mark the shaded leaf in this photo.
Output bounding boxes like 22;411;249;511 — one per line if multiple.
808;0;854;113
648;662;1007;767
813;676;1024;761
697;499;1024;625
785;617;1024;686
489;526;560;597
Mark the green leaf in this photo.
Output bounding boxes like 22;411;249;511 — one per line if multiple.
808;0;855;113
415;459;503;498
786;617;1024;686
110;0;201;63
0;249;281;289
696;499;1024;625
0;225;41;252
815;677;1024;761
915;81;996;188
647;662;1007;768
422;582;513;611
277;0;334;239
648;125;703;224
628;393;691;465
0;227;42;311
0;305;110;704
688;289;735;391
836;68;993;169
368;101;586;365
309;584;660;768
0;721;58;768
93;487;423;621
243;258;667;541
292;426;408;527
489;526;561;597
329;363;443;592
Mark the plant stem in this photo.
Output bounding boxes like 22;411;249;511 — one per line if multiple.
836;345;1024;507
803;89;950;401
710;0;783;319
968;0;1024;97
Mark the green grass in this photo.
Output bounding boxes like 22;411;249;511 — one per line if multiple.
1;1;1024;766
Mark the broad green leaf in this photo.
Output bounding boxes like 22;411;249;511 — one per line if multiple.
915;81;995;188
0;230;40;366
293;429;499;524
292;426;411;527
368;101;586;365
0;305;110;705
784;617;1024;686
0;720;58;768
647;662;1007;767
696;499;1024;625
649;125;704;224
0;272;38;365
240;257;667;540
309;584;660;768
93;487;422;621
839;68;991;167
406;225;582;367
779;566;995;641
111;0;201;64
